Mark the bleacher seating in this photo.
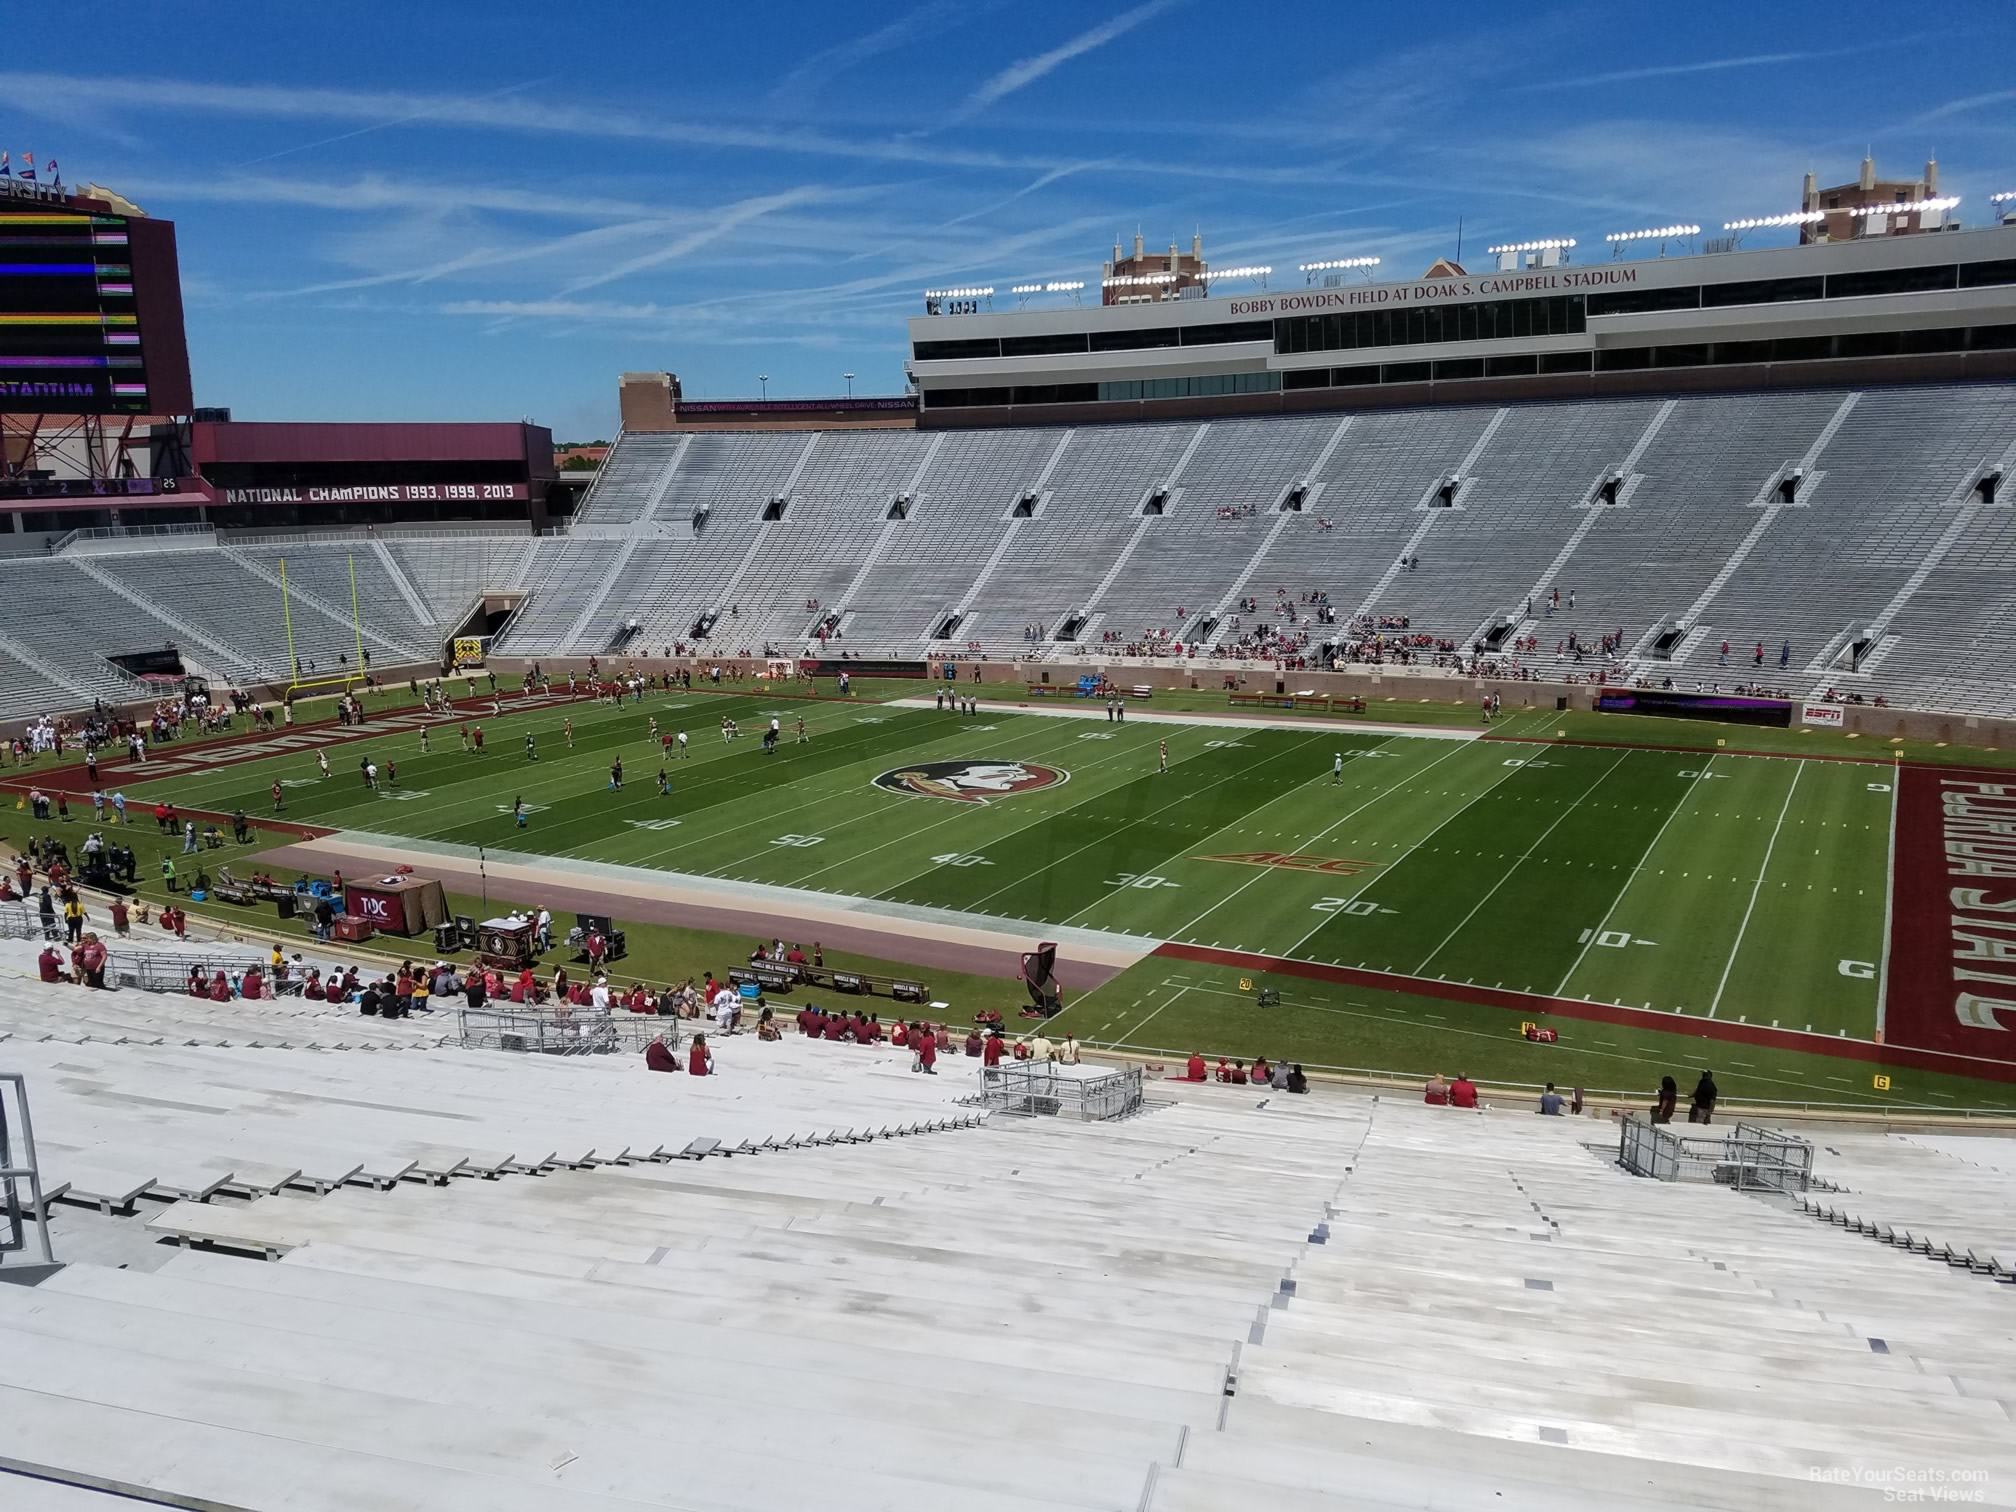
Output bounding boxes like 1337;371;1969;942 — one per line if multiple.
8;383;2016;708
0;964;2010;1507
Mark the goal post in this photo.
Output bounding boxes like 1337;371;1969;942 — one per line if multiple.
277;553;372;701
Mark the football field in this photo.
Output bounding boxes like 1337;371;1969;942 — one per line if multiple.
103;683;2016;1108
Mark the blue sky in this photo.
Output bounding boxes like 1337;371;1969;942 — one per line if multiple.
9;0;2014;438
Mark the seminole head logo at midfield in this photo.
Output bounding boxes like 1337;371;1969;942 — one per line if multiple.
872;759;1068;804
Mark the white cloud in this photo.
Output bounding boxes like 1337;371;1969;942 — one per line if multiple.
556;185;845;296
770;2;976;103
945;0;1181;125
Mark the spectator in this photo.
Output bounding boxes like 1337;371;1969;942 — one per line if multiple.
74;932;108;990
645;1034;680;1073
687;1032;714;1076
1423;1073;1449;1106
1270;1061;1290;1091
913;1023;939;1075
1184;1051;1208;1082
36;943;64;983
1689;1070;1719;1125
1538;1082;1566;1116
1057;1034;1080;1065
1448;1073;1479;1109
1652;1075;1678;1125
982;1028;1007;1069
1251;1055;1271;1087
1286;1064;1308;1095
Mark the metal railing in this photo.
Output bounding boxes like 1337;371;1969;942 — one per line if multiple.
980;1059;1144;1121
60;523;217;555
1617;1114;1815;1192
0;1073;60;1282
457;1004;674;1057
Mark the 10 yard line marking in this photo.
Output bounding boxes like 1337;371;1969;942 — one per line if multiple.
1707;761;1805;1019
1413;750;1631;975
1553;753;1711;996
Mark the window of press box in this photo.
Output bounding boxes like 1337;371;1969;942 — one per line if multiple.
913;337;1003;362
1585;285;1701;317
1959;260;2016;290
1381;360;1432;384
1009;382;1099;405
1090;325;1180;353
1700;275;1823;308
1431;357;1486;381
1275;293;1585;353
1825;264;1959;300
1180;320;1272;346
923;386;1010;408
1000;332;1091;357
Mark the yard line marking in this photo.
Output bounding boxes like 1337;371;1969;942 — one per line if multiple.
1707;761;1805;1019
1113;984;1191;1044
1414;750;1631;976
1553;752;1712;997
1168;736;1476;939
1275;752;1535;961
960;730;1331;916
1874;758;1900;1040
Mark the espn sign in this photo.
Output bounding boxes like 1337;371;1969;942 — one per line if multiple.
1800;703;1845;728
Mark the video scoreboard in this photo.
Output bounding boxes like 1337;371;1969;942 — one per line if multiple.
0;193;193;415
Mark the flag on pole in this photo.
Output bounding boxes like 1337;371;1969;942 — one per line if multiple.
18;153;35;182
45;159;58;184
0;153;10;178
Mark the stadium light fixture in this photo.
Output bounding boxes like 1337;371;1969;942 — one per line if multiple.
1298;257;1381;271
1850;196;1959;217
1100;272;1178;288
1205;264;1272;282
924;285;995;298
1010;283;1043;294
1603;224;1701;242
1721;211;1824;230
1486;238;1576;254
1045;280;1086;292
1993;191;2016;204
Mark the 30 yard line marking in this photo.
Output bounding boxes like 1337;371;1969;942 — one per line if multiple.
1707;761;1805;1019
1553;753;1710;996
1414;750;1631;976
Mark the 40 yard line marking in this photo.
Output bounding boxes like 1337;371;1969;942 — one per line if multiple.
1874;754;1900;1040
1707;761;1805;1019
1552;753;1711;996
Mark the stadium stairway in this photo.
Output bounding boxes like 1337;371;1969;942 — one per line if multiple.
1791;1130;2016;1281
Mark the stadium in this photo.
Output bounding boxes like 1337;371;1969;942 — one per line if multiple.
2;92;2015;1512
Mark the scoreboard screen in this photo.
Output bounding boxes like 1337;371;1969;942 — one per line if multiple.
0;196;194;416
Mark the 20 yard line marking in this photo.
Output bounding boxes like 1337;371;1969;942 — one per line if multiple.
1168;736;1474;939
1706;761;1805;1019
1553;753;1711;996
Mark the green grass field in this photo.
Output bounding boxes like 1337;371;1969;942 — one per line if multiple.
68;681;2016;1113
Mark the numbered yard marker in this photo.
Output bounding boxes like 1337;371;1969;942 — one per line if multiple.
1104;872;1178;890
1203;740;1249;749
1237;977;1253;992
280;778;317;788
770;833;825;847
1867;782;1892;793
1312;897;1380;915
1578;929;1656;948
1838;959;1875;979
495;802;549;815
1078;732;1116;741
379;789;432;802
929;852;993;868
626;818;682;831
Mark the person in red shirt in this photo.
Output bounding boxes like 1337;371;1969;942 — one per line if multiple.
822;1011;847;1041
1185;1052;1208;1082
645;1035;679;1073
1231;1061;1249;1086
241;967;264;1001
890;1021;908;1048
208;971;231;1002
1251;1056;1270;1087
687;1032;713;1076
914;1025;938;1075
110;898;130;936
75;934;108;989
1448;1074;1480;1110
982;1029;1007;1067
1214;1059;1232;1083
36;945;64;983
964;1028;983;1057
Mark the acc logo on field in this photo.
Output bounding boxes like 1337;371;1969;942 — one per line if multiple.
872;759;1068;804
